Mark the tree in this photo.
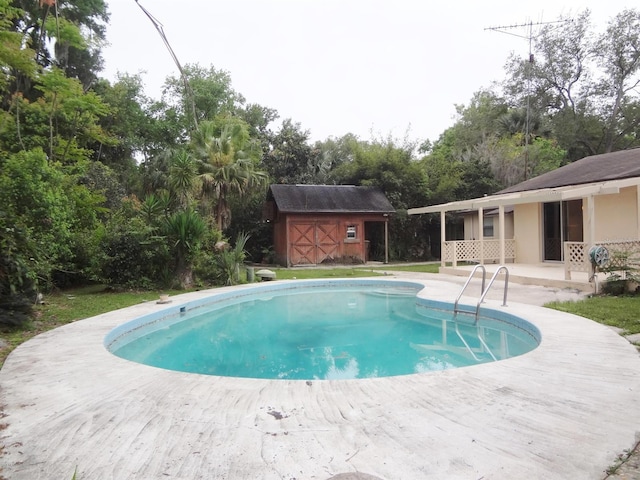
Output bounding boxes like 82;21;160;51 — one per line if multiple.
0;0;37;95
314;133;359;183
262;119;320;184
503;8;640;159
594;9;640;152
191;119;268;231
8;0;108;94
0;149;104;289
161;64;244;136
164;209;207;289
90;75;160;170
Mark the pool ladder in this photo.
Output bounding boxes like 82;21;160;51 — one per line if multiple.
453;265;510;324
451;265;509;362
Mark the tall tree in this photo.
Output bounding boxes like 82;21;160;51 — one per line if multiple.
162;64;244;137
10;0;109;90
503;8;640;159
191;119;268;231
594;9;640;152
261;119;320;184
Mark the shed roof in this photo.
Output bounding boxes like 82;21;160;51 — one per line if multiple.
268;184;395;214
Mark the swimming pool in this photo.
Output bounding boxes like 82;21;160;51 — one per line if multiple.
105;279;540;380
6;275;640;480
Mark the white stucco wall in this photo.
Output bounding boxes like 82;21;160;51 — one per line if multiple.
594;186;639;241
514;203;541;263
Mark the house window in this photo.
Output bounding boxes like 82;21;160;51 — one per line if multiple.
483;217;494;237
346;225;357;239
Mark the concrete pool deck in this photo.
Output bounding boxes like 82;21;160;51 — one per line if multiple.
1;275;640;480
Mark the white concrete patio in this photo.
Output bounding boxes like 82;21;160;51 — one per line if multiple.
439;262;594;292
1;275;639;480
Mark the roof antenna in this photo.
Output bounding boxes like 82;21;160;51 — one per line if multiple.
485;17;571;180
134;0;199;131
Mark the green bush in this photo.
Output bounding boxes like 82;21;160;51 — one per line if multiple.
98;217;171;289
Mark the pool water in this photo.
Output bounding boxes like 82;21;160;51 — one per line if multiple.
109;284;539;380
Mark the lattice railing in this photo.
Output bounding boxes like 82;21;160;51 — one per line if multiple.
564;242;590;280
443;239;516;266
596;240;640;271
564;240;640;280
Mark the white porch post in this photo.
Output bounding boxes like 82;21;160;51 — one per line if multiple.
499;205;505;265
384;218;389;264
637;185;640;239
478;207;484;264
586;195;595;245
440;211;446;267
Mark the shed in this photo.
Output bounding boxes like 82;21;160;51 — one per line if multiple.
264;185;395;266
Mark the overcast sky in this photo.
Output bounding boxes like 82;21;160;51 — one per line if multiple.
101;0;633;144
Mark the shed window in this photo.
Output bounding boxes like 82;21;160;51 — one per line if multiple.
346;225;357;239
483;217;494;237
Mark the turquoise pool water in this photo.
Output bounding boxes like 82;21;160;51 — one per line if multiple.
107;282;539;380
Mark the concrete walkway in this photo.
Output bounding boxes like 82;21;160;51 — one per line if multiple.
1;274;640;480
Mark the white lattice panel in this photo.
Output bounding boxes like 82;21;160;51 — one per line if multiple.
505;240;516;259
565;242;589;273
443;242;454;262
454;241;482;261
443;240;516;264
483;241;501;259
597;240;640;269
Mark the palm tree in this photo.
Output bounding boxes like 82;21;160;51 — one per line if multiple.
191;119;268;231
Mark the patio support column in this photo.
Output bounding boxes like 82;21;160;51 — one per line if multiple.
586;195;595;245
499;205;505;265
637;186;640;239
478;207;484;264
384;218;389;264
440;211;446;267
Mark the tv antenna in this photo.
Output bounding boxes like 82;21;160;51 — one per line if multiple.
135;0;199;131
485;18;570;180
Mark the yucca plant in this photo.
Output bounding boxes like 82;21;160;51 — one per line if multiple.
164;209;208;288
214;232;250;286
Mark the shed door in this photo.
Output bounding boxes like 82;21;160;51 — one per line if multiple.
290;222;339;265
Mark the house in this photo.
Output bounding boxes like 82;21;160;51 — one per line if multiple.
264;184;395;266
408;147;640;282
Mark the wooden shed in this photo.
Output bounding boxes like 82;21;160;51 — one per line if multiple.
264;184;395;266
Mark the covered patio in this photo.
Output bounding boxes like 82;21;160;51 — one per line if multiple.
408;176;640;293
437;262;593;292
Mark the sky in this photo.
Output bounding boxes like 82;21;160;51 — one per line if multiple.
101;0;634;144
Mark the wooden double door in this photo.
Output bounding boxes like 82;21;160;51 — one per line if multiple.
289;222;340;265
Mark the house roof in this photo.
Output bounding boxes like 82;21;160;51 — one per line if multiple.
408;148;640;215
498;147;640;194
268;184;395;214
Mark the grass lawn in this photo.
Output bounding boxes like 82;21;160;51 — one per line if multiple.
272;267;383;280
1;264;639;366
545;295;640;335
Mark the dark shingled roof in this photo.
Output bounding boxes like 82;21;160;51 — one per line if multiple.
268;184;395;214
498;147;640;195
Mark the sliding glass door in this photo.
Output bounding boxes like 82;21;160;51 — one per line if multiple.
543;200;583;261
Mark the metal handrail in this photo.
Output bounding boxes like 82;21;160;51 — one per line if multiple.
474;266;509;322
453;264;486;314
